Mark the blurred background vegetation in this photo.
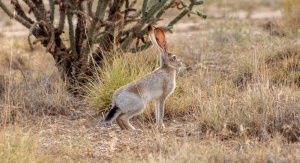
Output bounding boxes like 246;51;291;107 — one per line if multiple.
0;0;300;162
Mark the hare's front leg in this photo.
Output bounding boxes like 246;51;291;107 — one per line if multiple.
155;98;166;129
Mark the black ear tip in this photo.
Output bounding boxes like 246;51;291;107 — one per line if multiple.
148;25;156;31
148;25;151;31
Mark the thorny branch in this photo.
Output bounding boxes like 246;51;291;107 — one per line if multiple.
0;0;206;88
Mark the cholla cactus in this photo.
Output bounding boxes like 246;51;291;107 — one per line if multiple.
0;0;206;86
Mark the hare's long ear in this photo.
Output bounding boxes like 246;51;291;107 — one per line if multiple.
154;28;167;52
148;25;163;52
148;25;168;66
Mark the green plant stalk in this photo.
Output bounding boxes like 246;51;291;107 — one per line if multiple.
128;1;182;52
168;0;203;27
0;0;31;29
84;0;109;58
156;1;174;18
11;0;34;24
88;0;109;42
141;0;167;24
142;0;148;18
168;0;206;27
123;0;206;51
87;0;94;17
130;42;151;53
168;9;189;27
67;12;77;56
56;4;66;35
194;0;204;5
124;0;129;21
121;0;167;50
49;0;55;23
130;1;176;52
23;0;44;22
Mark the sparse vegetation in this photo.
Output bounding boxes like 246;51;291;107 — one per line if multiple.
283;0;300;28
0;0;300;162
1;72;70;123
0;127;46;162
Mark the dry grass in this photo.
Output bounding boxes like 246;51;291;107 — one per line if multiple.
0;0;300;162
113;133;300;162
0;37;71;124
84;51;158;112
0;126;47;162
1;73;70;123
283;0;300;29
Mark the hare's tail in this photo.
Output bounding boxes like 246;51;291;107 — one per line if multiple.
105;105;120;122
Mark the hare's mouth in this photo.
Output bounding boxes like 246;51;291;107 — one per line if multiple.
177;61;182;68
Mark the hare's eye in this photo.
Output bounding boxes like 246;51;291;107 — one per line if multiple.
172;55;177;60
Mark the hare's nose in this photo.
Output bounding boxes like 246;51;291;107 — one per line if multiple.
179;61;182;66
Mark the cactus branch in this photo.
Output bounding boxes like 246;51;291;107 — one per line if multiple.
124;0;129;22
87;0;94;17
142;0;148;18
168;0;206;27
11;0;34;24
189;10;207;19
75;0;86;58
0;0;32;28
67;10;77;57
23;0;44;21
28;20;45;50
88;0;109;42
156;1;174;19
193;0;204;5
130;41;151;53
168;8;189;27
56;2;66;35
141;0;167;24
0;0;206;89
49;0;55;23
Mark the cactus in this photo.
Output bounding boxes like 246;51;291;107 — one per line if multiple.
0;0;206;88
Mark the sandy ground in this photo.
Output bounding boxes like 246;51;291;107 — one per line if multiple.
36;112;199;161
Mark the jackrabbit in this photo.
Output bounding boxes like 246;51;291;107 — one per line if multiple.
103;25;181;130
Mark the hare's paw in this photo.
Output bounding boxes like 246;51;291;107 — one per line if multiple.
153;123;166;132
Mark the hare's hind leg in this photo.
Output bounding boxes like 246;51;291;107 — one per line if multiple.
120;106;145;130
116;113;127;130
121;117;136;130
